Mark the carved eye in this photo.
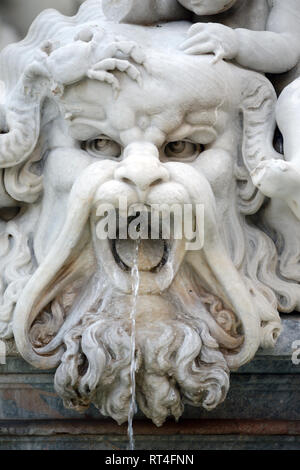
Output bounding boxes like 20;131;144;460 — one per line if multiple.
83;136;121;159
164;141;204;161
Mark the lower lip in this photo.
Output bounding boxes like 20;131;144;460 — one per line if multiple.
111;237;170;272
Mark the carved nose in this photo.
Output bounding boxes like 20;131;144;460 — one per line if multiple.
116;164;169;191
115;142;169;191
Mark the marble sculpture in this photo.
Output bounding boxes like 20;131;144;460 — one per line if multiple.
0;0;300;425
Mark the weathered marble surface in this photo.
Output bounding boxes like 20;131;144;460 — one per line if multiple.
1;0;300;429
1;318;300;450
1;348;300;449
1;317;300;422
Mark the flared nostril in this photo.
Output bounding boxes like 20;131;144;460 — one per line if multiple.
122;175;166;191
121;177;133;186
115;161;169;191
149;177;164;187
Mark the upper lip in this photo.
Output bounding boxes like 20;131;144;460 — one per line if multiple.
110;238;170;273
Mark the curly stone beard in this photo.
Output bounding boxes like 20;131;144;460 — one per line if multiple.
54;290;230;426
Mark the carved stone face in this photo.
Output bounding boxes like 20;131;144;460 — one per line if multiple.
0;2;288;425
41;56;233;295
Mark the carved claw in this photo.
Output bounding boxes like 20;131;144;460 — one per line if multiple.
87;69;120;96
88;57;142;94
99;40;146;65
94;58;141;79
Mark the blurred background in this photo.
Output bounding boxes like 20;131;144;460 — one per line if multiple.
0;0;85;49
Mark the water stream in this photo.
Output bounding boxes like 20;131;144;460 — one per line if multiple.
127;239;140;450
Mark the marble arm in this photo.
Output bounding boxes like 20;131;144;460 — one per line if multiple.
235;0;300;73
234;29;300;74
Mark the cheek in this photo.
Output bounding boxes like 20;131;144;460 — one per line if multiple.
191;149;234;199
36;148;95;258
44;147;94;193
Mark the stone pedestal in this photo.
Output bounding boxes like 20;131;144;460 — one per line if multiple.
1;317;299;450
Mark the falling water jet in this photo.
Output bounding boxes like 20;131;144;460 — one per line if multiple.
127;239;140;451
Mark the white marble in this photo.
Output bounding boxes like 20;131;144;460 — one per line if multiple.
0;0;299;426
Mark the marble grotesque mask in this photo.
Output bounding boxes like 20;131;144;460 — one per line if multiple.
0;0;297;426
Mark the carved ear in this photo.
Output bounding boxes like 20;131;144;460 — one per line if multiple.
239;73;282;173
0;79;44;208
0;65;49;170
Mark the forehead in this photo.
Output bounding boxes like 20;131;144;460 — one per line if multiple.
61;53;234;144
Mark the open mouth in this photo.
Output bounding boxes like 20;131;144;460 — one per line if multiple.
111;238;170;272
109;213;170;272
93;207;188;294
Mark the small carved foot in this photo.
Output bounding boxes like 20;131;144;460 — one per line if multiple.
88;40;146;96
251;159;300;219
